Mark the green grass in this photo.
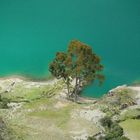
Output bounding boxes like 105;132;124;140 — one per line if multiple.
24;97;56;109
120;108;140;121
120;119;140;140
29;105;74;129
2;86;39;101
1;83;60;102
6;123;28;140
0;78;103;140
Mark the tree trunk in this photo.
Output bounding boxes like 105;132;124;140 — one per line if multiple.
65;77;82;102
73;77;78;102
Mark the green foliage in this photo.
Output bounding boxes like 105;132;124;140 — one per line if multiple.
108;122;123;135
0;98;10;109
100;116;113;128
99;117;130;140
49;40;104;101
104;135;129;140
117;136;130;140
102;124;128;140
100;105;120;117
88;137;96;140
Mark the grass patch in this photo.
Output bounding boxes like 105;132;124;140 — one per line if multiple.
24;97;55;109
29;105;74;129
6;124;28;140
120;108;140;121
2;84;57;101
120;119;140;140
1;79;64;104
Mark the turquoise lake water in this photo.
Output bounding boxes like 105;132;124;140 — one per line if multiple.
0;0;140;97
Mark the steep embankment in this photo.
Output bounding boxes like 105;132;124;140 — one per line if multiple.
0;77;140;140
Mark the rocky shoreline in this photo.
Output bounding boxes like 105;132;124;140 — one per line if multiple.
0;77;140;140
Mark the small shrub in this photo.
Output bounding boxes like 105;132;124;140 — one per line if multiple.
100;116;112;128
110;123;123;137
99;117;130;140
0;98;10;109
